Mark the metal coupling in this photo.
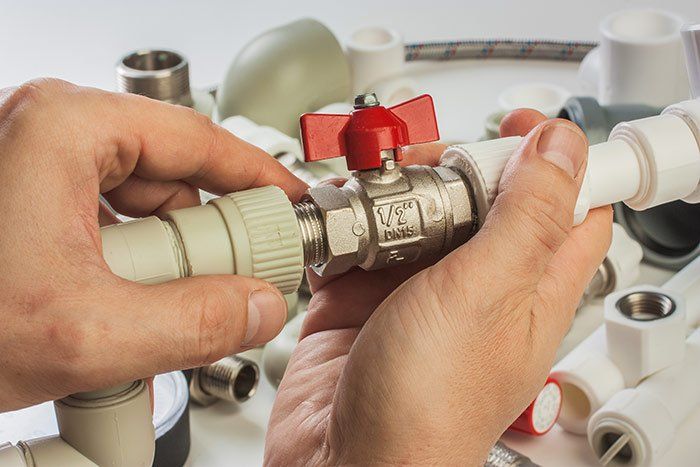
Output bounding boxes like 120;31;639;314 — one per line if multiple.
189;355;260;406
116;49;193;106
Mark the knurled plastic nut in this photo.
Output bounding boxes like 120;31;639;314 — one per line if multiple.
307;184;362;276
604;285;686;387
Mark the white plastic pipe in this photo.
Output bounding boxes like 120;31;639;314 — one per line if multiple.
445;98;700;226
587;328;700;467
550;256;700;434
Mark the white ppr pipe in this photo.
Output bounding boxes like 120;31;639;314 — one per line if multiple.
444;99;700;226
587;328;700;467
347;26;405;96
550;256;700;434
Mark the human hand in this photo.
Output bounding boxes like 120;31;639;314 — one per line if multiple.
266;110;613;465
0;79;307;411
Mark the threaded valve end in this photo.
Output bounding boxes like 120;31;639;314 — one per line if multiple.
294;201;327;267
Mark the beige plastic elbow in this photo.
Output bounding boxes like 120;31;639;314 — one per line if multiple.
216;18;351;136
100;186;305;293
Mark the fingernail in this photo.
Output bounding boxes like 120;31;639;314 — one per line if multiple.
537;122;587;178
243;290;287;347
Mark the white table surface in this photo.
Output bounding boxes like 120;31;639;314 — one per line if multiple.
2;1;700;465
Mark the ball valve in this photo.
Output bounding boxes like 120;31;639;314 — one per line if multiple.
100;95;700;293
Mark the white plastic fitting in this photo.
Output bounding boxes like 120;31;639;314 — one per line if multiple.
604;286;686;387
606;223;644;292
442;98;700;226
0;436;98;466
347;26;405;96
597;9;688;107
551;256;700;434
53;381;154;466
588;327;700;467
220;115;303;160
497;83;571;117
101;186;304;294
683;24;700;98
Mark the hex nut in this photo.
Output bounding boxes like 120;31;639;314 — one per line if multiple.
306;185;362;276
604;285;686;386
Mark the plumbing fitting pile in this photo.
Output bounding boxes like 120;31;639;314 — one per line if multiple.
2;10;700;467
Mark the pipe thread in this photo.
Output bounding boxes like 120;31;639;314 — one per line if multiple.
294;201;328;267
199;356;259;403
116;49;193;106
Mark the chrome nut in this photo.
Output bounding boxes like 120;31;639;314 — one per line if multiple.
604;285;686;386
305;184;363;276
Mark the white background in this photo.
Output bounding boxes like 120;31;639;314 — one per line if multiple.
1;0;699;466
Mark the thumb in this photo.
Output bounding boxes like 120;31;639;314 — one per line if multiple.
478;119;588;279
92;274;287;380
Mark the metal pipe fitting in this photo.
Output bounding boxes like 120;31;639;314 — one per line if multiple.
484;441;539;467
116;49;193;107
189;355;260;406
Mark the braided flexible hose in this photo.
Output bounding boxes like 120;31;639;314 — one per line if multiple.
405;39;597;62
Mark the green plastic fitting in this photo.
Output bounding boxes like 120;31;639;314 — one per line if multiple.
216;18;352;136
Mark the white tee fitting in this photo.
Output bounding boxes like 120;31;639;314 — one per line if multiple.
597;9;688;107
551;256;700;434
604;286;686;387
347;26;405;97
587;327;700;467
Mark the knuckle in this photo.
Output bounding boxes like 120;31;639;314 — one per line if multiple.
0;78;78;127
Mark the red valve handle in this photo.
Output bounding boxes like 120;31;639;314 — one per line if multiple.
300;94;440;171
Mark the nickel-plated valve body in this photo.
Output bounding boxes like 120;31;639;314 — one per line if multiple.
297;154;478;275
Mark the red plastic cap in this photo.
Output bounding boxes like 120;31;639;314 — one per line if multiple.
300;94;440;171
509;377;562;436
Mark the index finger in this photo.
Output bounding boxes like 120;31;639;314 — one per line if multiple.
56;82;308;200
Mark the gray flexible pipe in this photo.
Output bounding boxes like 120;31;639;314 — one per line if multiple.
405;39;597;62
